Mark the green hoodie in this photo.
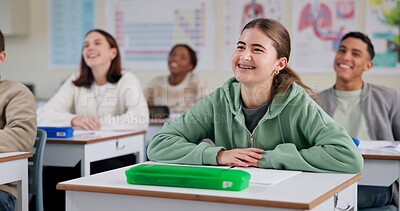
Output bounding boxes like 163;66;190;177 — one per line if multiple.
147;77;363;173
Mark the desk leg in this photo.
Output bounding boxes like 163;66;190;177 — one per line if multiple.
136;151;144;163
81;151;91;177
81;159;91;177
16;159;29;211
136;135;145;163
21;165;28;211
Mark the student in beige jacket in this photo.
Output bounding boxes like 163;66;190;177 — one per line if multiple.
0;30;37;211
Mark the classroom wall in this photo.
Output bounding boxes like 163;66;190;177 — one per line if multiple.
0;0;399;100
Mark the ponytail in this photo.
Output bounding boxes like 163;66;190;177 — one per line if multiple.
273;66;319;103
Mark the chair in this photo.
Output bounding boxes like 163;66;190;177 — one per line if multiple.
29;129;47;211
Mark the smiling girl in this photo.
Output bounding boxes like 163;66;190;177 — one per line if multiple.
38;29;149;131
147;18;363;173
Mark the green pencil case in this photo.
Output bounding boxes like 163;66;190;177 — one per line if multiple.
125;164;250;191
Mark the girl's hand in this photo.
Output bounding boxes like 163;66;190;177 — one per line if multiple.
71;115;101;130
217;148;264;167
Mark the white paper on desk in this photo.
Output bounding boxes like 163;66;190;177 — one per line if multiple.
73;130;97;135
235;167;301;185
359;140;400;153
73;130;131;135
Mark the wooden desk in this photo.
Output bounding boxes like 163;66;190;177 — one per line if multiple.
43;130;145;176
0;152;32;211
359;140;400;210
57;164;361;211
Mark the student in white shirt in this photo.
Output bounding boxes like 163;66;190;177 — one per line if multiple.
38;29;149;131
39;29;149;211
144;44;211;114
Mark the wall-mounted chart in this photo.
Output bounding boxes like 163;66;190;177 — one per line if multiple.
105;0;216;71
291;0;359;72
48;0;95;68
365;0;400;74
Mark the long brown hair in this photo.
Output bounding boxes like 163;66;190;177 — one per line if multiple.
242;18;318;101
73;29;122;87
0;30;4;51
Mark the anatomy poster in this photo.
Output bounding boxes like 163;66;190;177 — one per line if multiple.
223;0;285;71
105;0;216;71
292;0;359;72
365;0;400;74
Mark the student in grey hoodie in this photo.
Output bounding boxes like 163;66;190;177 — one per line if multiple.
319;31;400;210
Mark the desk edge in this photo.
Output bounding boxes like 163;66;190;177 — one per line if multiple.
57;173;362;210
308;173;362;209
47;130;146;144
0;152;32;162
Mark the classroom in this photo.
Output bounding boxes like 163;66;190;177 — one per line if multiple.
1;0;399;97
1;0;400;211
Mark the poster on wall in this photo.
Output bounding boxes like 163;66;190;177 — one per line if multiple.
365;0;400;74
222;0;285;71
105;0;216;71
48;0;95;69
291;0;359;73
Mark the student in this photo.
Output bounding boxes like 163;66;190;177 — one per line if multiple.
38;29;149;211
147;18;363;173
319;31;400;210
0;30;37;211
144;44;211;114
37;29;149;131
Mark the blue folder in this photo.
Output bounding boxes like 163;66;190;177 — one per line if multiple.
38;126;74;138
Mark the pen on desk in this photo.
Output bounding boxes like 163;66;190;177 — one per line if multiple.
383;144;400;148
